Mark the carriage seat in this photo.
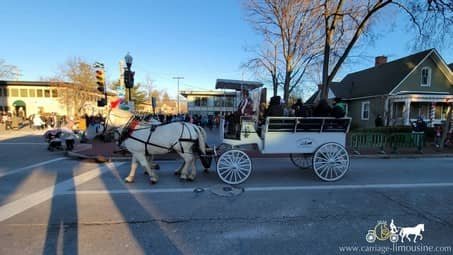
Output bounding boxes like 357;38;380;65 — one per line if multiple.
267;117;350;133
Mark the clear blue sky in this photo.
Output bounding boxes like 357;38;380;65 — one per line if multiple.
1;0;452;99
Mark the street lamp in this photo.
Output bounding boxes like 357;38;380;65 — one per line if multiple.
124;52;135;103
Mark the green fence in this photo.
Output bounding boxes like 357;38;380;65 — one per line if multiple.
349;132;425;154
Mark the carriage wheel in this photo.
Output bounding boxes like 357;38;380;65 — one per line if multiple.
389;233;399;243
312;142;350;181
366;232;376;243
216;149;252;185
290;153;312;169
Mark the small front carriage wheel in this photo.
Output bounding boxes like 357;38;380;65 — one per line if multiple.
290;153;313;169
312;142;350;181
216;149;252;185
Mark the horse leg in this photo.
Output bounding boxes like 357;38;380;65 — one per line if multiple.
144;155;159;175
188;155;197;181
174;162;184;176
125;155;138;183
136;153;159;184
176;151;190;180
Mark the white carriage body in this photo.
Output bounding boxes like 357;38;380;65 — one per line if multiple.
220;117;351;154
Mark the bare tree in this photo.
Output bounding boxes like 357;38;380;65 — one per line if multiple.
0;59;19;80
318;0;453;99
244;35;280;97
56;57;98;116
245;0;324;104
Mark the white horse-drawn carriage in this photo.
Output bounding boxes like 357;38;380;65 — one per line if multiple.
214;115;352;184
96;94;351;185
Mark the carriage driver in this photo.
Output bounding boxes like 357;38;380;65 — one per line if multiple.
233;89;254;137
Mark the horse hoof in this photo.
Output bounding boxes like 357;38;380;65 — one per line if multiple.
144;171;149;176
150;180;158;185
187;177;195;182
124;178;134;183
174;171;181;176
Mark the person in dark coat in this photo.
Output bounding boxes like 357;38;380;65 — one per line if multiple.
291;98;310;117
265;96;284;118
375;114;384;127
331;97;346;118
313;99;331;117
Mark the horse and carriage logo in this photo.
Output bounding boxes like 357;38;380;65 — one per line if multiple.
366;219;425;243
296;137;314;147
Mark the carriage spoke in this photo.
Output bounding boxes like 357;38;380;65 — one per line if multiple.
313;143;350;182
217;150;252;185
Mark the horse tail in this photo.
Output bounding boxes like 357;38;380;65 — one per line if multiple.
195;125;206;155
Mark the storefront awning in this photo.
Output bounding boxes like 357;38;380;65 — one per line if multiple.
12;100;26;107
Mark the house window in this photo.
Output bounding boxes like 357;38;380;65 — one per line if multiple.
37;89;43;97
29;89;35;97
0;88;3;97
44;89;50;97
361;101;370;120
51;89;58;97
421;67;431;87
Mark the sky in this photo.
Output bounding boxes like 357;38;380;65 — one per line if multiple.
1;0;452;99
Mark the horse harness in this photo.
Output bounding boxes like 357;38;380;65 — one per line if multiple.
122;119;199;156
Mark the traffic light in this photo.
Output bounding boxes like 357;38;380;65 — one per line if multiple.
125;71;135;89
97;98;107;107
96;69;105;92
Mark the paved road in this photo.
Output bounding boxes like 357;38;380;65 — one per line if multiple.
0;132;452;254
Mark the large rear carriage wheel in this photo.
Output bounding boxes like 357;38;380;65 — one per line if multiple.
216;149;252;185
312;142;350;181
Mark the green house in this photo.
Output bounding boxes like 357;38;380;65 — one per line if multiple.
309;49;453;129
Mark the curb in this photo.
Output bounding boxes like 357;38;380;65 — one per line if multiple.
65;151;132;162
350;154;453;159
65;151;179;162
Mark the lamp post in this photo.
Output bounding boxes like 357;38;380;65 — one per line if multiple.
124;53;134;104
173;76;184;115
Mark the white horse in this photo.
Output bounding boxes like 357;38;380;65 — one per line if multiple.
399;224;424;243
98;107;206;184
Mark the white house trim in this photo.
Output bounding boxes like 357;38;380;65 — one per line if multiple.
395;91;450;95
388;49;433;95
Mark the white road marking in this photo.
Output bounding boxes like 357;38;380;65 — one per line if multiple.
59;182;453;195
0;144;90;178
0;162;124;222
0;157;67;178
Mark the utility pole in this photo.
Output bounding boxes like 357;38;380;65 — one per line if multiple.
173;76;184;115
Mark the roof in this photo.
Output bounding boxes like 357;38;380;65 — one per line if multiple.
215;79;263;91
449;63;453;71
332;49;433;99
0;80;71;87
180;90;236;97
0;80;115;96
305;83;339;104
